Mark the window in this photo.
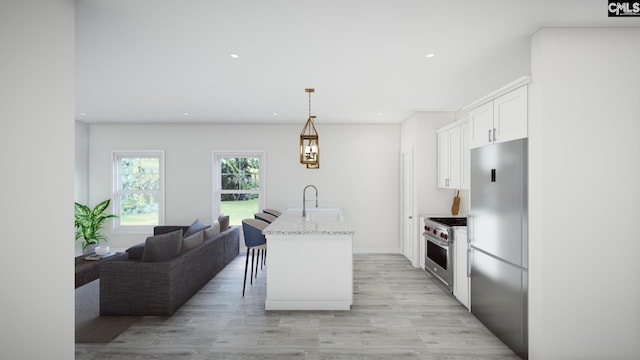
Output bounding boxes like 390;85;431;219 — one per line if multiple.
112;150;165;232
213;151;265;226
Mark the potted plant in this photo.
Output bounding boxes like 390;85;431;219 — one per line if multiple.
75;199;118;253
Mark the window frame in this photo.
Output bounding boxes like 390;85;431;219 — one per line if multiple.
112;150;165;233
212;150;266;224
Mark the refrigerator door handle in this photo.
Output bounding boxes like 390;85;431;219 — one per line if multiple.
467;248;472;277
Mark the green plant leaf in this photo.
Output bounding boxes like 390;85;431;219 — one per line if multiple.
74;199;118;247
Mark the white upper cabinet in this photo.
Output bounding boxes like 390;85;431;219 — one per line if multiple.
437;119;468;190
469;101;494;148
460;121;470;190
466;76;530;149
437;130;451;188
493;85;528;144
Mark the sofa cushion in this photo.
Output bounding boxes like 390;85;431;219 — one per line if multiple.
218;214;230;232
184;218;209;238
181;230;204;252
204;221;220;240
126;242;145;260
141;229;183;262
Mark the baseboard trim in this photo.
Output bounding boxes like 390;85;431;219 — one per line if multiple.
353;248;401;254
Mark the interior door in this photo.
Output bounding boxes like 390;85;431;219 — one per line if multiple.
402;150;414;263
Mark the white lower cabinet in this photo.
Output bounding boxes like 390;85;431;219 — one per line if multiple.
453;228;470;310
419;216;426;270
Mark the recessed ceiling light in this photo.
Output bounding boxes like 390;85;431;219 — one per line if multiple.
273;112;278;116
184;112;190;116
377;113;382;116
230;53;239;58
425;53;435;58
79;112;86;116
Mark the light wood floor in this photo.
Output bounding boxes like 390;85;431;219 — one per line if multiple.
75;253;521;359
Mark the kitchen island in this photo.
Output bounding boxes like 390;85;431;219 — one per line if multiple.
262;208;355;310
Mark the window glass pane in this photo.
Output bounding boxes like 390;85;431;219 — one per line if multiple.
239;157;259;190
221;157;260;190
120;157;160;190
221;174;239;190
119;193;159;226
218;155;261;226
220;195;259;226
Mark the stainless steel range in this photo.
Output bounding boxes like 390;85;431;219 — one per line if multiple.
423;217;467;293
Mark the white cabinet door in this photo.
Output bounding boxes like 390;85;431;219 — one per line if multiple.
469;101;494;149
468;83;528;149
460;122;470;190
419;216;426;270
494;85;528;144
448;126;461;189
437;121;468;190
437;130;450;188
453;228;470;310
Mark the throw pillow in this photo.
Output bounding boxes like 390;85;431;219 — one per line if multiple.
218;214;230;232
184;218;208;238
204;221;220;240
126;242;145;260
181;230;204;253
141;229;183;262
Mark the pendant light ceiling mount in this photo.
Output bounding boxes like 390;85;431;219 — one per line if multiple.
300;88;320;169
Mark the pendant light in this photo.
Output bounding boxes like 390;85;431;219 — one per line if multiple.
300;88;320;169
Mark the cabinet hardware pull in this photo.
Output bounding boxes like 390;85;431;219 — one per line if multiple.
488;129;492;142
493;128;496;141
467;248;472;277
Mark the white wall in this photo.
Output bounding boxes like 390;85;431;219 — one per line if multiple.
0;0;74;358
529;28;640;359
75;121;89;204
87;123;400;253
75;121;89;254
401;111;460;266
401;112;459;216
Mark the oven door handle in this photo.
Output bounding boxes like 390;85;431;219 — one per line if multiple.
424;234;450;248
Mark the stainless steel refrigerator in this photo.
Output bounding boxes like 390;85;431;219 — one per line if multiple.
469;138;528;359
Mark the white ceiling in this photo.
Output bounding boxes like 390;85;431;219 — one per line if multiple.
75;0;631;124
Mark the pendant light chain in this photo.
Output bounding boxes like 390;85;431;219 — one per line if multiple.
306;88;315;133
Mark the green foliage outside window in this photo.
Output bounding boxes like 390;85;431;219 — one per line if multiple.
221;157;259;201
120;157;160;215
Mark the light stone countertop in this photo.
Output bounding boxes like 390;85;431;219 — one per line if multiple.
262;208;355;236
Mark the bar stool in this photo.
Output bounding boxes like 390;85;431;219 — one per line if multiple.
263;208;282;217
241;219;268;297
254;212;277;224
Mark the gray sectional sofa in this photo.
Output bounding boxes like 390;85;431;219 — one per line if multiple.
99;219;239;316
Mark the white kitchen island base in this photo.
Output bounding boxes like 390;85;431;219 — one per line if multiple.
262;208;354;311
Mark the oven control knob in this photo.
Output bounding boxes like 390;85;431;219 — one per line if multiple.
442;233;448;240
433;229;437;235
425;226;430;231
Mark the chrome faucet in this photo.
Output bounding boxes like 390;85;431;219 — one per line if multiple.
302;185;318;217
